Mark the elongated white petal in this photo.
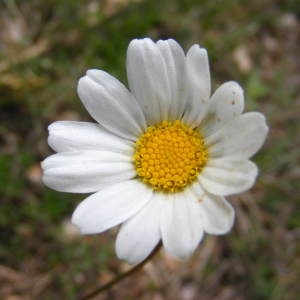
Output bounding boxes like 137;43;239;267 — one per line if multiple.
71;180;153;234
206;112;269;159
160;192;204;259
200;194;235;235
182;45;211;127
48;121;133;154
156;39;187;120
77;69;146;140
126;38;171;124
199;158;258;196
201;81;244;136
116;193;163;264
190;183;235;234
42;151;135;193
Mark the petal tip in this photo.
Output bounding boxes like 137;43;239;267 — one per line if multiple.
128;37;153;48
77;76;87;94
226;81;243;92
71;209;84;232
188;44;207;55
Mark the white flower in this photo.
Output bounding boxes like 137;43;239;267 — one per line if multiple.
42;38;268;264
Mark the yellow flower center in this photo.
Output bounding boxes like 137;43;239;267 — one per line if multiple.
133;120;208;193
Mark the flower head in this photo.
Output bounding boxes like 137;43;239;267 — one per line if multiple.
42;38;268;264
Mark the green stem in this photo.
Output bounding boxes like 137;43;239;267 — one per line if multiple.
78;242;162;300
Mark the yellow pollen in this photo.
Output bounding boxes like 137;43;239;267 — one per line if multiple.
133;120;209;192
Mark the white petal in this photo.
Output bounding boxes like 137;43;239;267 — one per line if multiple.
160;192;204;259
182;45;211;127
201;81;244;136
48;121;133;154
156;39;187;120
116;193;163;264
42;151;135;193
71;180;153;234
77;69;146;140
199;193;235;235
126;38;171;125
199;158;258;196
206;112;269;159
189;182;235;235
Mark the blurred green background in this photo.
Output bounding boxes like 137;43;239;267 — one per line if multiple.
0;0;299;299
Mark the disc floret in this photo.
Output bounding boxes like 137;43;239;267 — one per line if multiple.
134;120;208;192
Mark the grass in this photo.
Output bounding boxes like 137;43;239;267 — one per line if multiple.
0;0;299;299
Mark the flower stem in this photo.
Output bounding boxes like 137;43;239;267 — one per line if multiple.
78;242;162;300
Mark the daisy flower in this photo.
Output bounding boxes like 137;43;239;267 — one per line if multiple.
42;38;268;264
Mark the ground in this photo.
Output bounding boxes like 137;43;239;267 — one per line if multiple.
0;0;299;299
